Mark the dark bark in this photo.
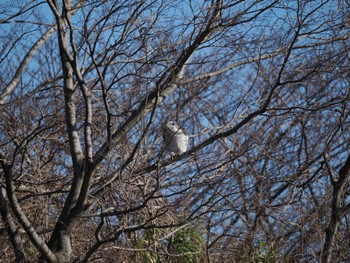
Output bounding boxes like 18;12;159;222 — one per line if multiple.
322;153;350;263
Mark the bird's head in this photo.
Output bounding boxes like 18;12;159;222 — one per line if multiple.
166;121;175;127
165;121;178;130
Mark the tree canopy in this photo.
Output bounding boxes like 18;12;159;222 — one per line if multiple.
1;0;350;262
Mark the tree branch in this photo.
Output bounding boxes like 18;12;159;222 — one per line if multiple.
0;26;57;106
1;161;58;262
0;187;26;262
322;153;350;263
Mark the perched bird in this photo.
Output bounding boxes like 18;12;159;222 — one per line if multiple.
163;121;189;154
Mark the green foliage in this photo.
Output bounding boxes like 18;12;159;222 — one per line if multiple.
134;230;162;263
167;225;205;263
133;225;205;263
254;240;280;263
22;235;38;259
233;240;281;263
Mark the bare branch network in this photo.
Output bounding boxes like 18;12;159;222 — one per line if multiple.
1;0;350;262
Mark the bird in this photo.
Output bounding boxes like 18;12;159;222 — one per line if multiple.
163;121;189;154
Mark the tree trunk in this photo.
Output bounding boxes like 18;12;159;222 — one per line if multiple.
322;153;350;263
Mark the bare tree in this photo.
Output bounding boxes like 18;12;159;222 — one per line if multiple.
1;0;350;262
